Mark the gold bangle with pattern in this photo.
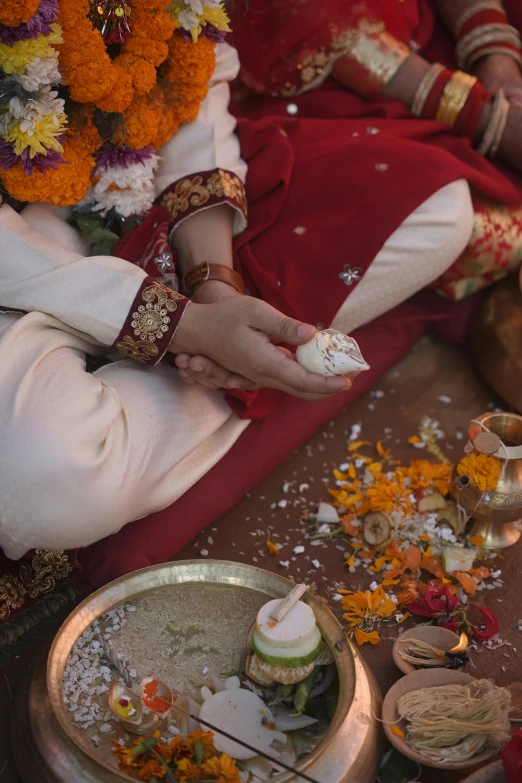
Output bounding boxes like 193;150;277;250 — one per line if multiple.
435;71;478;127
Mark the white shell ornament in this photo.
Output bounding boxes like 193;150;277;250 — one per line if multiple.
296;329;370;376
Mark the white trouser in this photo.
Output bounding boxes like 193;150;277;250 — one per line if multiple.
0;180;474;559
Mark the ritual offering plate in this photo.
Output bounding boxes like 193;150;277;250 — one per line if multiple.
12;561;382;783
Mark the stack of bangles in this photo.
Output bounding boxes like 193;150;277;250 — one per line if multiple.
411;64;510;158
454;0;522;71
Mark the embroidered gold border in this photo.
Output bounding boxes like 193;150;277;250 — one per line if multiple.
275;18;410;98
0;550;72;622
159;168;247;226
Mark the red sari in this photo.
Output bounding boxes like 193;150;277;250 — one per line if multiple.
224;1;522;419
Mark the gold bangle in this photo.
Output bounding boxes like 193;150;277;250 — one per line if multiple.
435;71;477;127
411;63;445;117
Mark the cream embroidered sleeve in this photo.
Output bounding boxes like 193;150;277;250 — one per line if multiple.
155;42;248;237
0;204;188;365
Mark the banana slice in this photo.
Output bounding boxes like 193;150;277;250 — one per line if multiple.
256;598;317;649
362;511;393;548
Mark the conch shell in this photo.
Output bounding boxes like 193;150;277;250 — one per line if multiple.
296;329;370;376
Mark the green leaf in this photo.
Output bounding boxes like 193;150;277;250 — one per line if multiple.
193;739;204;766
378;748;420;783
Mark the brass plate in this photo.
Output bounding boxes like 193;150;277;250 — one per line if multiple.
15;561;382;782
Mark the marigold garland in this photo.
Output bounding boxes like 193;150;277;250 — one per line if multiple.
1;0;229;215
0;0;40;27
2;133;96;205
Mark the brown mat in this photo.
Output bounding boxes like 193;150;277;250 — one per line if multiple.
2;338;521;783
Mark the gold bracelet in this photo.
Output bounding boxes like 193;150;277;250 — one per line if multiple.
435;71;477;127
454;1;503;36
477;88;509;157
411;63;445;117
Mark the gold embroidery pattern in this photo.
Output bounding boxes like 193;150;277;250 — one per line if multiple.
160;169;247;222
115;281;186;363
436;196;522;301
276;19;409;98
115;335;160;363
131;284;181;342
0;549;72;622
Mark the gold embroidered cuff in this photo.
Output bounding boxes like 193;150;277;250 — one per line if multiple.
157;168;247;231
435;71;477;127
114;278;189;365
336;26;411;96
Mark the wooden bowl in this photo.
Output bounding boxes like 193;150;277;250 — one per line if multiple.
392;626;462;675
382;670;498;770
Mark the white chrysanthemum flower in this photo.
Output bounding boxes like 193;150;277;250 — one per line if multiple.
18;56;62;92
9;88;65;134
177;8;199;30
183;0;220;10
88;155;159;218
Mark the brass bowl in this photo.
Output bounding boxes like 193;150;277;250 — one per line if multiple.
456;412;522;548
12;560;382;783
471;274;522;413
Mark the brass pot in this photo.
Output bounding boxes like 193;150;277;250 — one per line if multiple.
455;412;522;548
470;275;522;413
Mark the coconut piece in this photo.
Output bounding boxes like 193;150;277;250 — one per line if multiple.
256;599;317;649
442;546;476;574
252;628;322;667
362;512;393;548
315;502;340;525
416;489;447;513
437;501;464;536
296;329;370;377
273;705;319;732
198;687;285;760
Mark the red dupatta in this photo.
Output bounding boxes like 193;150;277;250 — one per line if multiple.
230;0;434;97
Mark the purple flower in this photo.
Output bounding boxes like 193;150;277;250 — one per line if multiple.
0;136;65;175
0;0;59;45
94;144;155;170
178;23;227;44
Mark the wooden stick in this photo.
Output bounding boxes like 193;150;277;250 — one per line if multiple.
269;584;308;623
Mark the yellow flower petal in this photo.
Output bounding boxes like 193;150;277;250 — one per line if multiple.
353;628;380;645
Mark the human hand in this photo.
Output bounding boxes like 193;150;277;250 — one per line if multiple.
170;297;353;401
474;54;522;108
176;280;255;390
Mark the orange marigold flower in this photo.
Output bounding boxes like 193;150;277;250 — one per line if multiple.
123;38;169;67
0;0;40;26
96;69;135;113
137;759;166;780
150;108;180;149
67;60;120;104
130;9;175;42
185;730;216;762
1;137;94;206
201;753;241;783
457;453;502;492
162;34;216;87
175;758;205;782
121;89;163;149
68;107;102;154
115;54;156;96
